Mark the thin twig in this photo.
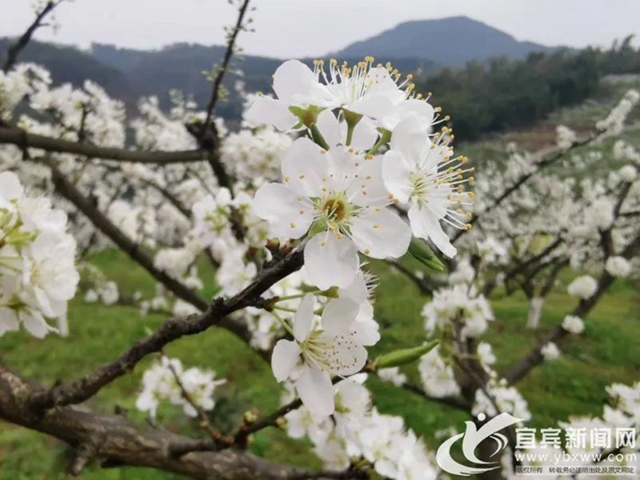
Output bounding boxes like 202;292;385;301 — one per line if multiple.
2;1;61;72
201;0;252;132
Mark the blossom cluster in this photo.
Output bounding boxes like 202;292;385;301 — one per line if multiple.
281;375;438;479
0;172;79;338
248;58;472;290
136;356;226;419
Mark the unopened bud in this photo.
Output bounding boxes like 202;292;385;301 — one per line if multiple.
375;340;439;369
408;238;446;272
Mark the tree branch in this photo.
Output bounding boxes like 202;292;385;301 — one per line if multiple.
454;131;601;243
49;164;209;310
201;0;252;131
0;127;208;164
28;245;303;410
0;364;335;480
2;1;60;72
503;233;640;384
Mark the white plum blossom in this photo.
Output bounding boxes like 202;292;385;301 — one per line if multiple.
0;171;79;338
377;367;408;387
556;125;577;150
418;347;461;398
477;341;497;367
136;356;225;419
383;119;473;257
422;284;494;338
246;58;434;134
472;379;531;421
618;165;637;182
605;256;631;278
562;315;585;334
271;294;367;416
541;342;561;361
254;137;411;289
567;275;598;299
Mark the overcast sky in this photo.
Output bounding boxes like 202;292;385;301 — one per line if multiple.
2;0;639;58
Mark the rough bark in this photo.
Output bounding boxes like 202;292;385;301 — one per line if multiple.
0;365;328;480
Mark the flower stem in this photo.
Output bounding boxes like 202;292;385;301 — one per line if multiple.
273;305;297;314
309;123;330;150
367;129;392;155
276;290;323;302
270;310;295;337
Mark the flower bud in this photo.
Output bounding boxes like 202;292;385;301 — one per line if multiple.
375;340;440;369
408;238;446;272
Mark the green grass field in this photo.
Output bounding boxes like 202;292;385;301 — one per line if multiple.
1;78;639;478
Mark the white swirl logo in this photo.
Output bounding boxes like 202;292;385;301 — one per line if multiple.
436;412;523;476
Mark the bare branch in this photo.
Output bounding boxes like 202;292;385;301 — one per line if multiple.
387;260;437;295
401;382;471;411
0;127;209;164
201;0;252;131
2;1;61;72
503;233;640;384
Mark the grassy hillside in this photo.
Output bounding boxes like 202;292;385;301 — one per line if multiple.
0;78;639;479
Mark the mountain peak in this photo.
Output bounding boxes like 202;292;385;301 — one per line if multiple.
337;16;553;66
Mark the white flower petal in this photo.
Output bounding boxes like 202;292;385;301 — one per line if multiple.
321;298;359;336
382;150;414;204
245;96;298;131
304;233;359;290
21;310;51;339
316;109;342;147
390;115;429;160
296;365;335;417
0;307;20;336
281;137;330;198
408;205;457;258
271;339;301;382
273;60;317;103
294;293;316;342
348;154;389;207
350;116;379;151
349;94;395;120
324;333;367;376
397;99;435;131
0;171;23;206
352;316;380;346
351;208;411;259
252;183;314;239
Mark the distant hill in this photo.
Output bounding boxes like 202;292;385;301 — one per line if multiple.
0;16;562;120
337;16;555;66
0;38;132;101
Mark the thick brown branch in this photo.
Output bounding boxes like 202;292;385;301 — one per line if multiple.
0;127;208;163
0;364;330;480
